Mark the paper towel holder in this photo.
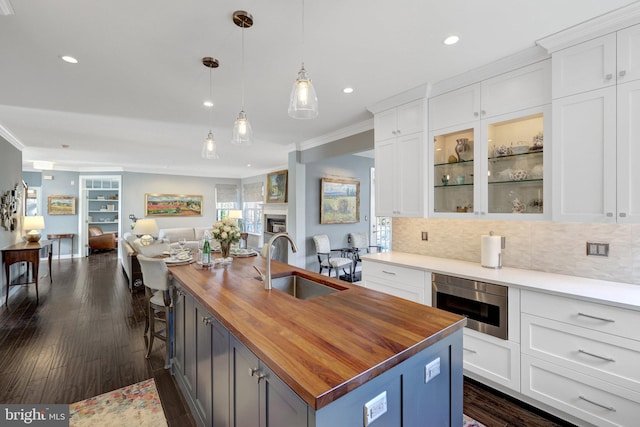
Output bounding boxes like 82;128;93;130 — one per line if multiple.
489;231;506;249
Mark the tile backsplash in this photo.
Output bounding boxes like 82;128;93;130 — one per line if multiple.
392;218;640;285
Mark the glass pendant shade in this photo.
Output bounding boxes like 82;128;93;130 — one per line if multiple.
231;110;253;145
288;64;318;119
202;131;219;159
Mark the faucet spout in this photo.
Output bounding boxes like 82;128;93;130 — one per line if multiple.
265;232;298;290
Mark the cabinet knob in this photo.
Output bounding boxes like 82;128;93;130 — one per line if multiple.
202;316;212;325
391;130;396;135
396;129;401;135
249;367;266;383
605;73;613;81
619;212;627;218
606;212;614;217
619;70;627;77
480;110;486;116
473;112;479;117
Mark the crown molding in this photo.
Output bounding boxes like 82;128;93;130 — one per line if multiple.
296;118;373;151
429;46;550;98
367;84;428;114
537;2;640;53
0;124;24;150
0;0;14;16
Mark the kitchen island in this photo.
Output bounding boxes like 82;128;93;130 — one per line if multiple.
168;256;465;427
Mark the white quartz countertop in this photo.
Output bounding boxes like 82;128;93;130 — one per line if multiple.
361;252;640;311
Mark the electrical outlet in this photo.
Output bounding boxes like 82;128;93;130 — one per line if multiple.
586;242;609;257
363;391;387;426
421;231;428;241
424;357;440;384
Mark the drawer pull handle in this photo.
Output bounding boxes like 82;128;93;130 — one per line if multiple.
382;270;396;275
463;347;477;354
578;349;615;362
579;395;616;412
577;312;615;323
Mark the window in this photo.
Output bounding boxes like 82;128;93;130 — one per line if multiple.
242;182;264;234
215;184;239;220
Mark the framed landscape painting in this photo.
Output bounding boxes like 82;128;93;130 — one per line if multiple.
266;170;288;203
320;178;360;224
48;195;76;215
145;194;203;217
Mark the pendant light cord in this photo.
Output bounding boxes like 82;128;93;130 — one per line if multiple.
241;24;246;110
301;0;305;65
209;67;213;128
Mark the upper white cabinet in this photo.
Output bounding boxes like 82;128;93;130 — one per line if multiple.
429;60;551;131
374;99;426;217
552;24;640;99
552;23;640;223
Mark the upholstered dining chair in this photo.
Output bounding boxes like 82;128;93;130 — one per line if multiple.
312;234;353;279
348;232;382;280
137;254;172;368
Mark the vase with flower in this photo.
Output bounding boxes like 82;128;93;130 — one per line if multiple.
211;217;241;261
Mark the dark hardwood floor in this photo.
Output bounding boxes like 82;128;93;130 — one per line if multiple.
0;251;574;427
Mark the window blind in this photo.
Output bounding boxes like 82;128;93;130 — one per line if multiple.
215;184;239;204
243;182;264;203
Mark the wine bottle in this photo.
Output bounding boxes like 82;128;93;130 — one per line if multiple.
203;239;211;265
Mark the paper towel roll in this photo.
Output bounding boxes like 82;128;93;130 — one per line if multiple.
481;235;502;269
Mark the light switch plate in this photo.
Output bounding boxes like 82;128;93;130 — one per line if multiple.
363;391;387;426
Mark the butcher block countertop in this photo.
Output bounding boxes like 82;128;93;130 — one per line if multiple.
169;256;465;410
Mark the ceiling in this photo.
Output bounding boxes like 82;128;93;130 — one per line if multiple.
1;0;637;178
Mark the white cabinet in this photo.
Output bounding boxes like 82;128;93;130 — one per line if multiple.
521;289;640;427
374;99;426;217
429;60;551;131
462;328;520;391
430;105;550;218
552;24;640;98
362;260;429;305
553;58;640;223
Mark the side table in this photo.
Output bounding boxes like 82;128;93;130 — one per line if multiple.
47;233;74;260
1;240;53;306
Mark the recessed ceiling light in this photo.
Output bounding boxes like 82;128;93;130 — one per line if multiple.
61;55;78;64
246;163;251;167
443;35;460;46
343;87;354;94
203;100;214;108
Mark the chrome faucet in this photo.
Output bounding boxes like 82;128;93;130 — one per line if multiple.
259;232;298;290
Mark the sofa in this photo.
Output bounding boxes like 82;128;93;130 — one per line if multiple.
120;226;216;291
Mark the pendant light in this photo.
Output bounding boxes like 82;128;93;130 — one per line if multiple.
231;11;253;146
202;56;220;159
288;0;318;119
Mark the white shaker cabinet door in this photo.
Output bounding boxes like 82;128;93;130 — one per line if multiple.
552;87;617;222
617;23;640;85
428;83;481;131
374;139;395;217
552;33;616;98
617;79;640;223
395;133;425;218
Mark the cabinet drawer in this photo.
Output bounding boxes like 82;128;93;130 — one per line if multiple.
362;260;425;284
522;354;640;427
522;313;640;392
462;329;520;391
521;290;640;341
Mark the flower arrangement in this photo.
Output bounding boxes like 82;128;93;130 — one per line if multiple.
211;217;241;258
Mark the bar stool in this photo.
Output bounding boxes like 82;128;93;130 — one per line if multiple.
137;254;172;368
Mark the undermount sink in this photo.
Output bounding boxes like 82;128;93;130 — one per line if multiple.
270;273;343;300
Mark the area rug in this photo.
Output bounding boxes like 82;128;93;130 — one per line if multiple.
464;413;487;427
69;378;167;427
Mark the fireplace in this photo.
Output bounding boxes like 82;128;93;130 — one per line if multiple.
263;214;287;263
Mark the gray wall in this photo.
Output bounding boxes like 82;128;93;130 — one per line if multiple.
1;139;24;304
303;153;374;272
39;170;81;257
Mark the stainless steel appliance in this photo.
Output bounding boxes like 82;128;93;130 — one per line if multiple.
432;273;508;340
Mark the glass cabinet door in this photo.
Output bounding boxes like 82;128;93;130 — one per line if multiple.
486;113;544;214
433;128;476;214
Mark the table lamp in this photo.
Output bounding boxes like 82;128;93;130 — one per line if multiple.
132;219;159;246
23;215;45;242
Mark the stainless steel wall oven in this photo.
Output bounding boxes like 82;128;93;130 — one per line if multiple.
432;273;508;340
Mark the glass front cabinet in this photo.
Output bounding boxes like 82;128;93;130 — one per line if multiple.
430;105;550;219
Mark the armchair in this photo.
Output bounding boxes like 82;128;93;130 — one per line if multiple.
88;226;117;252
312;234;353;279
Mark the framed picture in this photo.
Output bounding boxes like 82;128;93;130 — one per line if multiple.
48;195;76;215
145;194;203;217
266;170;288;203
320;178;360;224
